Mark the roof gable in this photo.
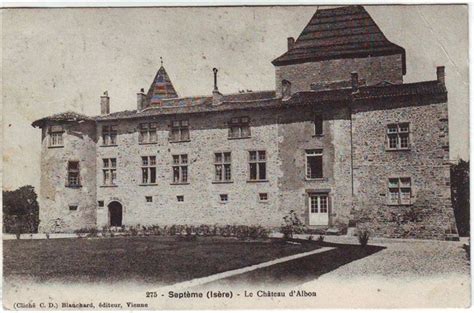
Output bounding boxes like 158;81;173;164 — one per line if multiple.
272;5;406;73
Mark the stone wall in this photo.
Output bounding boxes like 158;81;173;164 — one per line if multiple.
38;121;97;233
275;54;404;96
96;109;283;228
351;94;456;239
277;103;353;227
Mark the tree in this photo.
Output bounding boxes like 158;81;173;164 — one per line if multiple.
451;160;470;236
2;185;40;234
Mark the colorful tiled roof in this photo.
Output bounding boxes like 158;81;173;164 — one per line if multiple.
32;81;445;126
146;66;178;105
272;5;406;73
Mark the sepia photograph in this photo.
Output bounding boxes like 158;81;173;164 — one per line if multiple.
1;2;470;309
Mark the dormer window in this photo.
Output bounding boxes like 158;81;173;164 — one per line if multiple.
228;117;250;139
49;125;64;147
282;80;292;99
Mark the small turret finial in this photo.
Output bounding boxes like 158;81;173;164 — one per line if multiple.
160;56;163;67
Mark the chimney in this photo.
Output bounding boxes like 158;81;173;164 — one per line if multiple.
437;66;445;86
351;72;359;92
212;68;223;105
287;37;295;50
137;88;147;111
100;91;110;115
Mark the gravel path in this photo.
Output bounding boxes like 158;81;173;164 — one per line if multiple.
313;236;470;278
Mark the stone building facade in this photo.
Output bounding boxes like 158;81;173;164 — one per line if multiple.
32;6;458;239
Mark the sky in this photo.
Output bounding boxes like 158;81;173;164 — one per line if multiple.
2;5;469;191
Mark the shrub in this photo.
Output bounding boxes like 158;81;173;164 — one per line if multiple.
357;229;370;247
317;235;325;243
281;210;305;240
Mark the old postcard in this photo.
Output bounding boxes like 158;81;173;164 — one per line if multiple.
2;3;470;309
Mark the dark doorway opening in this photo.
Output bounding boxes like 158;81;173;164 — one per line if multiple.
108;201;123;227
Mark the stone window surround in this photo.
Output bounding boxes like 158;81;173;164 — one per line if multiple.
387;176;413;206
258;192;269;202
172;154;188;184
66;160;81;188
386;122;411;151
101;124;118;146
228;116;251;139
214;151;232;183
140;155;157;185
102;157;117;187
219;194;229;203
247;150;268;182
305;149;324;180
48;125;64;148
139;122;158;145
169;120;190;143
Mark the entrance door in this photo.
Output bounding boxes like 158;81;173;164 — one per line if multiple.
308;194;329;226
108;201;123;227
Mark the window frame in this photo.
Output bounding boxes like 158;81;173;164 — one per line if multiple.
214;152;232;182
305;149;324;180
219;194;229;203
102;125;118;146
102;158;117;186
145;196;153;203
48;125;64;148
177;195;184;202
388;177;412;205
386;123;410;151
172;154;189;184
309;194;329;214
169;120;190;143
259;193;269;202
248;150;267;182
228;117;251;139
138;122;158;145
141;156;157;185
66;161;81;188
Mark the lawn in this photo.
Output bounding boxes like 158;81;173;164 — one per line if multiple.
3;236;322;285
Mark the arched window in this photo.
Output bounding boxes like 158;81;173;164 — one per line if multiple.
282;80;292;98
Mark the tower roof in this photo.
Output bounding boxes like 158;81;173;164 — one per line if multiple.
146;64;178;105
272;5;406;73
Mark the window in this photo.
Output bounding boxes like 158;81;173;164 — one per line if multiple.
249;150;266;181
310;194;328;213
220;194;228;203
98;201;104;207
214;152;232;182
388;177;412;205
102;125;118;146
314;114;323;136
66;161;80;187
172;154;188;183
177;195;184;202
102;158;117;186
170;120;190;142
49;125;64;147
282;80;292;98
145;196;153;203
139;122;157;144
141;156;157;184
228;117;250;139
259;193;268;202
69;205;78;211
387;123;410;150
306;150;323;179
